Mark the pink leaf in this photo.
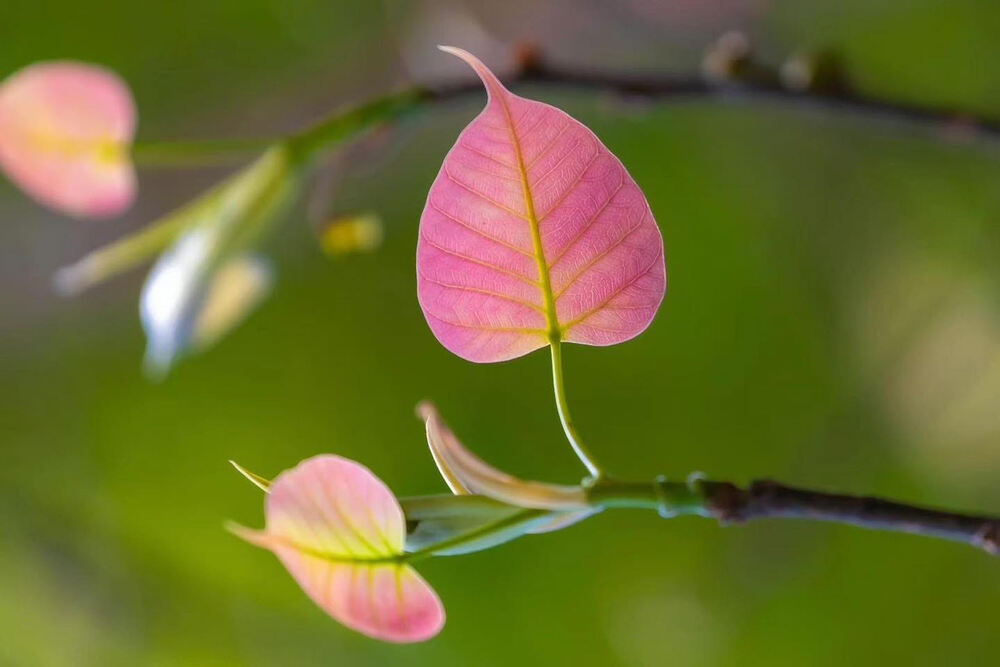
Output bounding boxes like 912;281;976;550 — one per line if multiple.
0;62;136;218
230;455;445;643
417;47;665;362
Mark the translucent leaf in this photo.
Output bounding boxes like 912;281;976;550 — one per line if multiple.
230;455;445;643
417;47;665;362
402;495;534;556
419;402;587;510
0;62;136;218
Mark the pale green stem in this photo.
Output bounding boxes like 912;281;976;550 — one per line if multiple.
399;480;706;561
131;138;277;166
585;478;709;516
549;340;603;479
286;87;430;166
53;209;193;295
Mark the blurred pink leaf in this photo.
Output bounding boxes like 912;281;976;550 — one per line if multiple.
230;455;445;643
417;47;665;363
0;62;136;218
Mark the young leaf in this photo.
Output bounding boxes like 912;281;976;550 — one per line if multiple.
0;62;136;218
419;402;587;510
417;47;666;363
401;494;540;556
229;455;445;643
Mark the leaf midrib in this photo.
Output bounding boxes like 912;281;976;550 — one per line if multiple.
268;532;405;565
497;93;561;343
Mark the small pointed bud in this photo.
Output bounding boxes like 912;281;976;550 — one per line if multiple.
229;460;271;492
0;62;136;218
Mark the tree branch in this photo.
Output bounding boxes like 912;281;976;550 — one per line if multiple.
588;477;1000;555
132;38;1000;170
697;479;1000;555
418;44;1000;145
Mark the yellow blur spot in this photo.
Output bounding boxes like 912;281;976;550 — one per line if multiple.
320;213;383;256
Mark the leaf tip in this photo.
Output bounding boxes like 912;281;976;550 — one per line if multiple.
52;259;91;297
435;46;502;93
436;45;476;66
230;460;272;492
414;400;436;421
225;521;270;548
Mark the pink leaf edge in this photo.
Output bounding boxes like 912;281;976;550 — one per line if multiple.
416;46;666;363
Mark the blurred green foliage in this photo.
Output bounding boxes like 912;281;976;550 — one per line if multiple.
2;1;999;665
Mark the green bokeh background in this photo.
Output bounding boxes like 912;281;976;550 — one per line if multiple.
2;1;999;665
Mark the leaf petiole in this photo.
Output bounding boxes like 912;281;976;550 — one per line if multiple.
549;340;604;479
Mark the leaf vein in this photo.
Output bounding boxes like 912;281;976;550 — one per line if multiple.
444;167;529;221
429;202;533;257
530;134;589;190
457;139;517;170
423;309;547;335
549;176;625;268
525;122;571;171
562;250;662;331
537;151;602;221
419;271;545;313
420;232;540;286
554;217;646;300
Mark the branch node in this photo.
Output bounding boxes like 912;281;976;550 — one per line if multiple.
703;481;749;525
973;523;1000;556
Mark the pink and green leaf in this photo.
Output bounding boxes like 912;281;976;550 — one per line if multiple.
417;47;665;363
230;454;444;643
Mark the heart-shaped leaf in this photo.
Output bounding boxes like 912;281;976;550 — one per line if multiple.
229;455;445;643
417;47;666;363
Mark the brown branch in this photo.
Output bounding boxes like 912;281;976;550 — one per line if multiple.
418;42;1000;145
698;479;1000;555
